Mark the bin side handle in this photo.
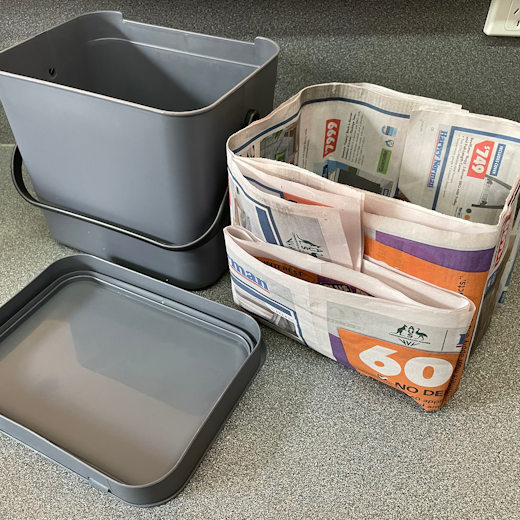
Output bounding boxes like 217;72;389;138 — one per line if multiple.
11;145;228;252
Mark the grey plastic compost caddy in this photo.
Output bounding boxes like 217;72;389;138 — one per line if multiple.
0;11;279;289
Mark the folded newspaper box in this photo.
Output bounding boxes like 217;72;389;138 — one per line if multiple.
226;83;520;410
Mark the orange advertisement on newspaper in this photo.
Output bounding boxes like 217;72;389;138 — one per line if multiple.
338;329;460;411
364;232;495;406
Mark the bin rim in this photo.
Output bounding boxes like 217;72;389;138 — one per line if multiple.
0;11;280;118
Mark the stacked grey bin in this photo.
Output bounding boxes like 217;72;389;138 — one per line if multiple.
0;11;279;289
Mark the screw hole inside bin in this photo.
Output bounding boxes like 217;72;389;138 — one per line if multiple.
48;67;56;78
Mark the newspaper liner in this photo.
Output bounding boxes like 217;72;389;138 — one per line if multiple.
225;226;475;411
226;82;520;409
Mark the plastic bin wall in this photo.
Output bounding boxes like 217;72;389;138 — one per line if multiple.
0;12;279;288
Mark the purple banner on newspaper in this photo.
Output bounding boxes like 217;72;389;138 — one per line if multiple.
318;275;372;296
329;333;355;370
375;232;495;273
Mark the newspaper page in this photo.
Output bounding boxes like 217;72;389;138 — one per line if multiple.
233;83;464;199
397;108;520;343
228;154;365;270
225;226;475;411
242;152;520;401
399;110;520;225
227;151;503;406
361;199;518;405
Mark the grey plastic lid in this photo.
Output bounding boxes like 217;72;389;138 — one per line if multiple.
0;255;265;506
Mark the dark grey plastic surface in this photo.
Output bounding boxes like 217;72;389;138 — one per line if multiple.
0;12;279;289
0;255;265;506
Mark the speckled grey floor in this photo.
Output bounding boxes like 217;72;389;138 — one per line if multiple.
1;142;520;520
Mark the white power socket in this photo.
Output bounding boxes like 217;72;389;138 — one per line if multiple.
505;0;520;29
484;0;520;35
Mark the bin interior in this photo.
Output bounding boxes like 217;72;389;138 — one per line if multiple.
0;11;278;112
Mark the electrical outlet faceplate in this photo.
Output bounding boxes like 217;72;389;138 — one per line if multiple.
484;0;520;36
